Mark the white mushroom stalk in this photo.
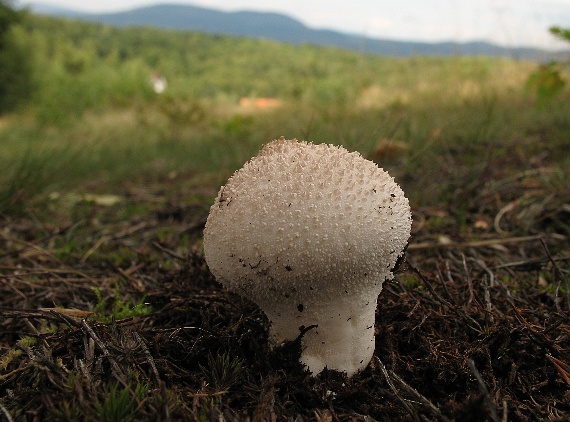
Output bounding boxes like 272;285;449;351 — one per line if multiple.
203;138;412;377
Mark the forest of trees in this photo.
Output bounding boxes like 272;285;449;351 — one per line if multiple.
0;0;33;113
3;6;554;123
0;1;567;123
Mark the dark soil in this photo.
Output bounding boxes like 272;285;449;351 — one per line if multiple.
1;170;569;421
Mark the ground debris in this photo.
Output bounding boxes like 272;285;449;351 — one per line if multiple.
1;184;569;421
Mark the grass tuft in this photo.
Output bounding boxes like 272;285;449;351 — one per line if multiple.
200;351;245;392
92;284;152;322
94;382;149;422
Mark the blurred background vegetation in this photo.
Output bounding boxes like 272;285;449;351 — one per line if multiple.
0;0;33;113
0;0;569;224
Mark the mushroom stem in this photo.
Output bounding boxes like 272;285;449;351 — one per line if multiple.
259;286;381;377
250;279;383;376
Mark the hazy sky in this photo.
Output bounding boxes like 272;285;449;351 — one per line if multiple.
25;0;570;49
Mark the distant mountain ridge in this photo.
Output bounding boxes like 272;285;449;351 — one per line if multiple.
29;2;568;60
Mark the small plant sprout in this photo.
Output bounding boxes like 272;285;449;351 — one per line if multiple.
203;138;412;377
92;284;152;322
199;352;245;391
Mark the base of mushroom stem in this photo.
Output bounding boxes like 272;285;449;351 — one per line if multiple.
264;296;378;377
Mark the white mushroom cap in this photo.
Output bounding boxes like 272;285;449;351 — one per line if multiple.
203;137;412;376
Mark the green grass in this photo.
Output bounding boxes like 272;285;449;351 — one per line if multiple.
94;381;149;422
200;352;245;392
2;87;568;217
92;284;152;322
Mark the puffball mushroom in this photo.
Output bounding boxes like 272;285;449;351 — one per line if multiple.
203;137;411;377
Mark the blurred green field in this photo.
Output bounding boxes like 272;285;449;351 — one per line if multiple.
1;14;569;219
